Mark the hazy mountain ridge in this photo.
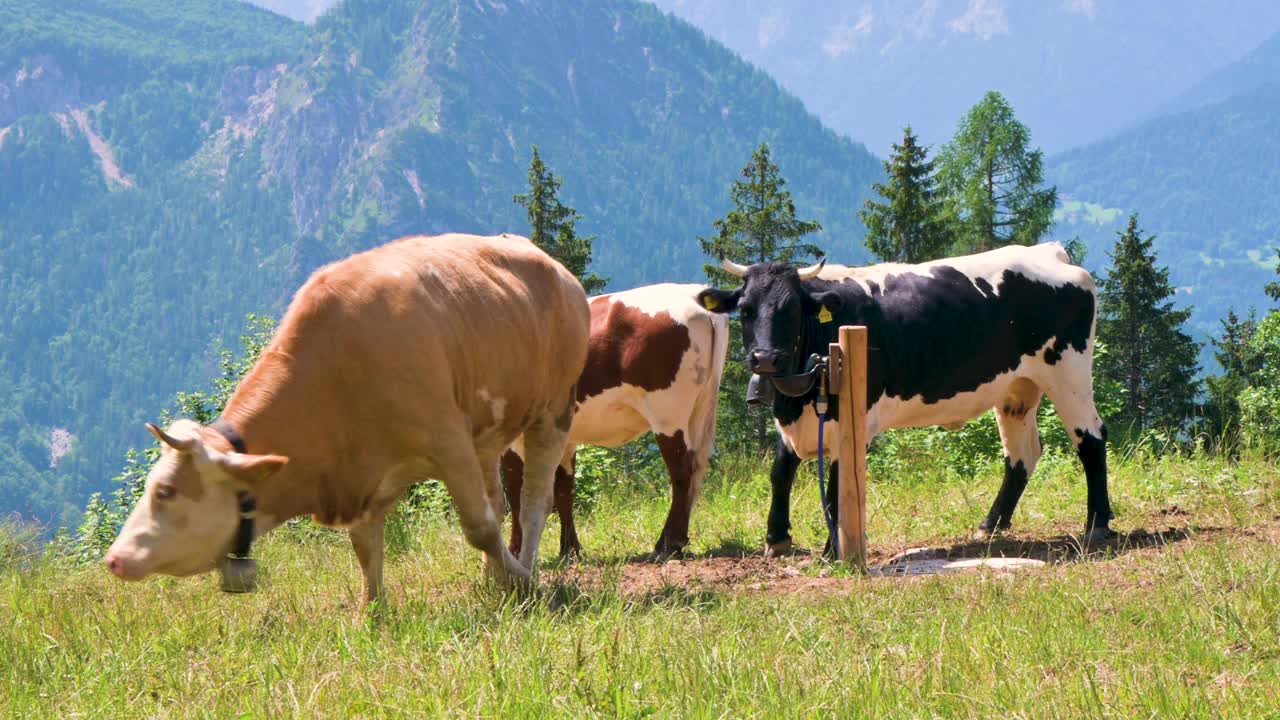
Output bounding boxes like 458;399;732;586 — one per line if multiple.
649;0;1280;154
1157;29;1280;117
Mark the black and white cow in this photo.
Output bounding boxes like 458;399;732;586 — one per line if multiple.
697;242;1113;554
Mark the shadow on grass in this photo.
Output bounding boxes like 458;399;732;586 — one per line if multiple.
615;536;806;565
890;524;1223;566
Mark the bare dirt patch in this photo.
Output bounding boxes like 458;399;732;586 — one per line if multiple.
552;520;1277;598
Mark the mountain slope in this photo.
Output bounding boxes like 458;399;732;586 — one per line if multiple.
1158;29;1280;116
210;0;881;284
1049;83;1280;345
0;0;306;524
0;0;881;523
649;0;1280;154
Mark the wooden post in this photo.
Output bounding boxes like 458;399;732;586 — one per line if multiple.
836;325;868;569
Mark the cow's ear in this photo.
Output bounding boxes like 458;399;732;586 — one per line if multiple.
213;451;289;487
697;287;741;314
811;291;844;314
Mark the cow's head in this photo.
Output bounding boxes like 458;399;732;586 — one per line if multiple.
103;420;287;582
697;258;843;376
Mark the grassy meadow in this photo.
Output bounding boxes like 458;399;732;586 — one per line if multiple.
3;445;1279;718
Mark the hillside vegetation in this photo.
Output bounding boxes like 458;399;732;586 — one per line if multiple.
0;0;305;524
1049;83;1280;341
4;445;1278;717
0;0;880;522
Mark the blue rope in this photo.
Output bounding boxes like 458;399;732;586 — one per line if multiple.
815;382;838;559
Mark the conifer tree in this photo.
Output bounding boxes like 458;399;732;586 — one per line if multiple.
1205;308;1260;437
937;91;1056;253
699;143;823;287
860;125;950;263
1097;214;1201;434
698;143;823;450
514;146;607;293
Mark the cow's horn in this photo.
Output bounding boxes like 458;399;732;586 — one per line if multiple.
797;257;827;280
146;422;197;451
720;256;750;277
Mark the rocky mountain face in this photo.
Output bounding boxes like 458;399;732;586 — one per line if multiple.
201;0;883;278
1;55;92;125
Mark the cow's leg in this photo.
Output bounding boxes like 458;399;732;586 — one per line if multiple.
499;447;525;557
436;433;529;587
348;518;386;607
480;455;509;555
1045;365;1114;542
654;429;696;557
764;437;802;556
554;448;581;559
517;408;573;571
979;379;1044;537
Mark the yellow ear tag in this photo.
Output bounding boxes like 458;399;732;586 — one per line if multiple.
702;295;720;311
818;306;833;323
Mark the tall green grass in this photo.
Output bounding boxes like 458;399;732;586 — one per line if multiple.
3;447;1278;718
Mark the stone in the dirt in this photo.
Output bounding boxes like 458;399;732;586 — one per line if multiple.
872;548;1046;577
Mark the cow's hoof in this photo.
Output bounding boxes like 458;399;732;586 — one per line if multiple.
973;523;1010;542
1081;526;1117;545
652;542;688;561
485;553;532;593
764;538;794;557
557;546;582;564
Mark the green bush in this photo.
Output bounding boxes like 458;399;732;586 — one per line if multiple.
1240;312;1280;453
572;445;621;516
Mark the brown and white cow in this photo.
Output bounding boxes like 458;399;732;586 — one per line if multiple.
502;283;729;558
103;233;589;604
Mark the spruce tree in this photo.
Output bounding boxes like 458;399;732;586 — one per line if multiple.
937;91;1057;253
513;146;607;294
698;143;824;450
859;125;950;263
1097;214;1201;434
699;143;823;287
1205;308;1260;437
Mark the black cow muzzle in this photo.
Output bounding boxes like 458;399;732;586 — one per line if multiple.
748;349;790;375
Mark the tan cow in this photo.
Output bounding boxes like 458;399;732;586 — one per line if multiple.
503;284;728;558
104;233;590;604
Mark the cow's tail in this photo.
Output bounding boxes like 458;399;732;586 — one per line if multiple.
689;310;730;503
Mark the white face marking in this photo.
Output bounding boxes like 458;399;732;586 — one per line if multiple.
104;421;242;580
